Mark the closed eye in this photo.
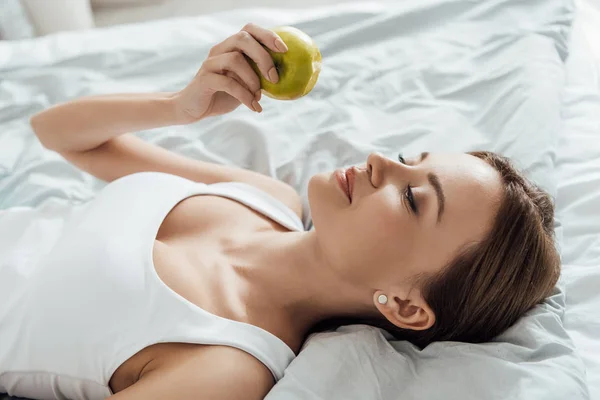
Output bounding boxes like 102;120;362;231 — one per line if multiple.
398;153;419;215
405;186;418;214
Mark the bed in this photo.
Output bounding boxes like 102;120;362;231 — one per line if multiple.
559;0;600;397
0;0;598;399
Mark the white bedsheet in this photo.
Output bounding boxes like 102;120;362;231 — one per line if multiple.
560;2;600;399
0;0;593;399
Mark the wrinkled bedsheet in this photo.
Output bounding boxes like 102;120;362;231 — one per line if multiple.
0;0;591;399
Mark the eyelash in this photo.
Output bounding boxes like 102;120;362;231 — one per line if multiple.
398;153;418;215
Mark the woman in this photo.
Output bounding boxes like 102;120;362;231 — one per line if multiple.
1;23;559;400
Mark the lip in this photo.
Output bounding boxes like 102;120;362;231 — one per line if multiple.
334;169;351;203
345;167;356;203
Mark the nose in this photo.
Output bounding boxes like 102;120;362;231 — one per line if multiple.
367;152;409;187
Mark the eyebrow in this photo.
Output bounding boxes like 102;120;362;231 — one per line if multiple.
428;172;445;224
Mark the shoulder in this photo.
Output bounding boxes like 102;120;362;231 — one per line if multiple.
111;345;274;400
169;345;275;399
199;345;275;390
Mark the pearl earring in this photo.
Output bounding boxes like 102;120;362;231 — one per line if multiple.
377;294;388;305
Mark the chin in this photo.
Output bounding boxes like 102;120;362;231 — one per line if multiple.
307;171;334;230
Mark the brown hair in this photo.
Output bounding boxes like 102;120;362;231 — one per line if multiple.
309;151;561;348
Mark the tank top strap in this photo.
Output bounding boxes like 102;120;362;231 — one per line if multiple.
207;181;304;232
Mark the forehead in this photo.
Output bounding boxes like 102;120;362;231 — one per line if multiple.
422;152;503;232
422;152;501;192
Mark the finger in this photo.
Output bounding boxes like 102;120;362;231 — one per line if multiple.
203;52;261;95
241;23;288;53
207;73;261;113
209;30;279;83
225;71;261;101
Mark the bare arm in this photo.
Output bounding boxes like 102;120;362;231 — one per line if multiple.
30;24;302;220
30;92;181;154
108;346;275;400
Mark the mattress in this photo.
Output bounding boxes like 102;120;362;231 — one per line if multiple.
559;1;600;398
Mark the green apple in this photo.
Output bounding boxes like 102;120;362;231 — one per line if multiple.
250;26;322;100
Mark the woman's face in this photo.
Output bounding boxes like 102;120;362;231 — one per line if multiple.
308;152;503;297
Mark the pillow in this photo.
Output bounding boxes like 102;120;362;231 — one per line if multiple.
0;0;35;40
91;0;166;8
21;0;95;36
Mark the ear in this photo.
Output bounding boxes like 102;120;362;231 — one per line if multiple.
373;289;435;331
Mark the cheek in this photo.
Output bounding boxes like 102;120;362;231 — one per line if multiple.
349;197;409;257
363;206;401;239
342;200;415;285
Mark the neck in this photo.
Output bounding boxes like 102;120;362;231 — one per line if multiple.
225;229;377;343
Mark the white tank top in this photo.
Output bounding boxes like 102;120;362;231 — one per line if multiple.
0;171;302;400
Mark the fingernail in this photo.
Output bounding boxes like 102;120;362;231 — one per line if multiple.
275;38;288;52
252;100;262;113
255;90;261;101
268;67;279;84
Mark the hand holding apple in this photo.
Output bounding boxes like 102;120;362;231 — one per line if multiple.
173;23;321;123
248;26;322;100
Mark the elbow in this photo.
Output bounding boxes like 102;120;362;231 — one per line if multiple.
30;113;57;151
